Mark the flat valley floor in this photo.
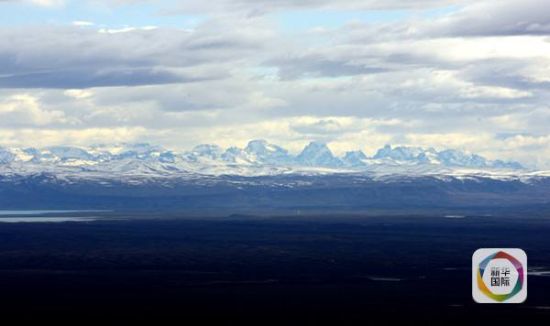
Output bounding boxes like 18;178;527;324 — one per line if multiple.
1;213;549;325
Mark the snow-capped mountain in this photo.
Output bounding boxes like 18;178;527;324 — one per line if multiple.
374;145;429;162
222;147;255;165
342;151;368;167
371;145;522;169
0;140;530;180
0;147;15;164
295;141;343;168
1;140;549;212
244;140;293;165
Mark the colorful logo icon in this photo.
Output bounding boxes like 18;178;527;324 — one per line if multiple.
472;248;527;303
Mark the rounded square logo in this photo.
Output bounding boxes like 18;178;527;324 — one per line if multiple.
472;248;527;304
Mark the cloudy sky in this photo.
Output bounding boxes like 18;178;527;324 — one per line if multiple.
0;0;549;168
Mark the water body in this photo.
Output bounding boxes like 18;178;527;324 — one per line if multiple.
0;210;104;216
444;215;466;219
0;217;98;223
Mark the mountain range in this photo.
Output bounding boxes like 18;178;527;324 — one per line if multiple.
0;140;528;180
1;140;550;212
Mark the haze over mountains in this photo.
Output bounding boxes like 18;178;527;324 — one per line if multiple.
0;140;528;180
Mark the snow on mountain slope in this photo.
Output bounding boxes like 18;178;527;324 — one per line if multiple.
0;147;15;164
0;140;530;180
296;141;343;167
244;140;293;165
222;147;255;165
372;145;519;169
342;151;368;167
374;145;430;161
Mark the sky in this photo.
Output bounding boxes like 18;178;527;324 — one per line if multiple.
0;0;549;168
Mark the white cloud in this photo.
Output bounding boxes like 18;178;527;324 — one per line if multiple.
0;127;147;148
0;94;75;127
72;21;94;27
27;0;64;7
97;26;158;34
64;89;94;99
169;0;474;15
0;0;549;168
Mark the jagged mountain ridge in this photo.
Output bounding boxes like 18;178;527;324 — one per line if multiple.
0;140;525;178
1;141;549;212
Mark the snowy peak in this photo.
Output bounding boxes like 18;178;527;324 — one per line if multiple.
0;147;15;164
296;142;343;167
372;145;521;170
342;151;368;167
245;139;285;155
437;149;486;168
86;143;166;162
0;141;527;178
45;146;94;161
492;160;524;170
244;139;292;165
222;147;255;165
374;145;434;161
186;144;224;161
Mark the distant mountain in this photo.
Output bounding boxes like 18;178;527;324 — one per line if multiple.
222;147;254;165
0;140;529;180
0;140;548;212
296;142;343;167
46;146;95;162
187;144;224;161
0;147;15;164
372;145;517;170
342;151;368;167
244;140;293;165
374;145;429;161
